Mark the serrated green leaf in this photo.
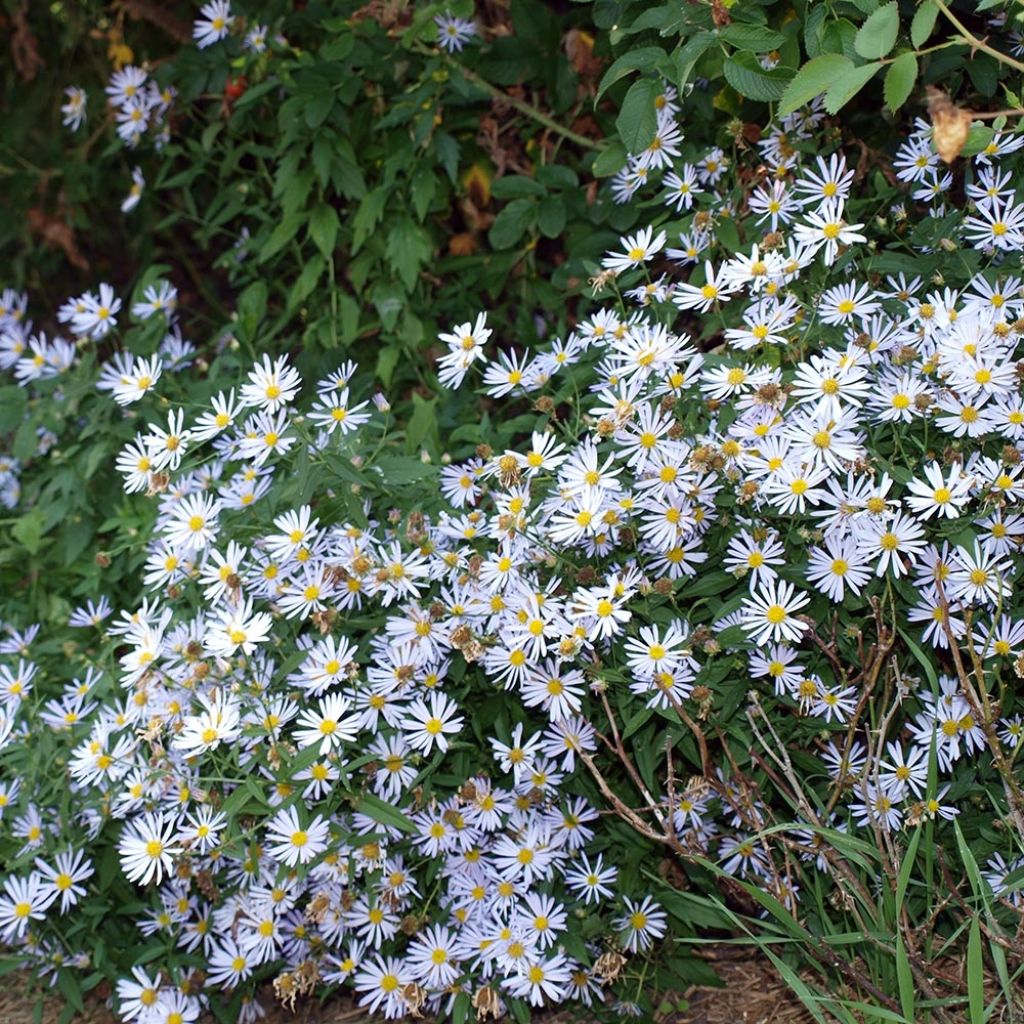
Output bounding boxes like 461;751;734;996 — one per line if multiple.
910;1;939;48
289;255;325;308
12;509;44;555
883;51;918;111
824;60;882;114
779;54;855;115
722;51;795;102
410;171;436;221
385;216;432;291
304;90;334;128
259;212;303;261
370;281;404;332
351;188;387;254
854;1;899;59
311;135;332;188
320;33;355;61
309;203;339;258
615;77;661;154
721;24;786;52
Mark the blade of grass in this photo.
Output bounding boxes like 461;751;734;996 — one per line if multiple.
894;933;915;1023
967;916;983;1024
828;998;913;1023
894;824;920;1021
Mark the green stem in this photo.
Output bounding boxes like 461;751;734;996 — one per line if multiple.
932;0;1024;75
427;49;601;151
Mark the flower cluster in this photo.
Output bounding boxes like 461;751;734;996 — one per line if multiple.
5;10;1024;1022
101;65;176;150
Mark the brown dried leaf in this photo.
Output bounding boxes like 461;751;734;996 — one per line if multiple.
26;208;89;271
115;0;192;43
927;86;973;164
565;28;603;80
463;163;492;207
10;0;43;81
448;232;477;256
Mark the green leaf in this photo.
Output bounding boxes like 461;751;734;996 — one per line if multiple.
962;124;995;157
370;281;404;332
232;79;278;111
200;121;222;152
56;971;85;1014
12;509;44;555
898;628;938;688
967;916;983;1024
779;54;855;115
537;196;566;238
377;345;400;387
824;61;882;114
354;792;416;833
894;935;915;1023
722;51;795;102
338;294;360;343
410;171;436;221
488;198;535;249
351;188;387;254
289;255;325;308
592;140;628;178
236;280;267;343
597;46;667;100
237;280;267;326
883;51;918;110
304;90;335;128
673;31;717;91
615;77;661;154
721;24;786;52
320;33;355;61
311;135;333;188
910;1;939;48
491;176;547;199
452;992;471;1024
13;416;36;460
406;392;439;456
535;165;578;188
0;386;26;433
309;203;339;258
260;212;303;261
854;1;899;59
385;217;432;291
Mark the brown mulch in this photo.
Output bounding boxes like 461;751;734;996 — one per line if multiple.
0;950;819;1024
678;951;817;1024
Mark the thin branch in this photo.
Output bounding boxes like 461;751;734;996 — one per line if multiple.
430;51;601;151
932;0;1024;75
